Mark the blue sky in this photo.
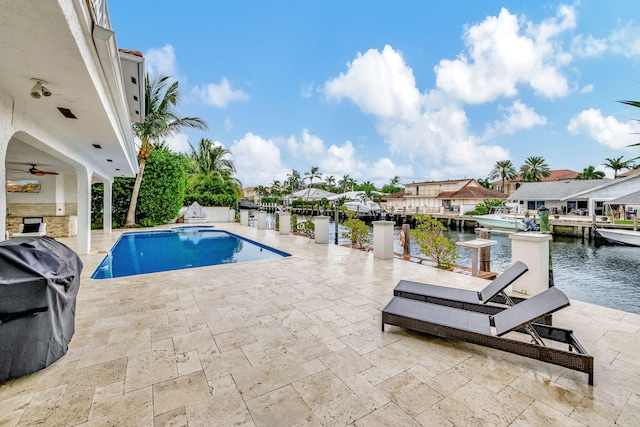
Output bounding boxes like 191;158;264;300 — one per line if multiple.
109;1;640;187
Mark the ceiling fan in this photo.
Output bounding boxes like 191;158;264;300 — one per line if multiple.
28;164;59;176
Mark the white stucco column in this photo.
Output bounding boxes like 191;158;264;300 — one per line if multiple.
314;216;329;244
257;211;267;229
373;220;395;259
75;165;93;254
509;232;552;296
103;179;112;235
279;212;291;235
240;210;249;226
229;208;235;222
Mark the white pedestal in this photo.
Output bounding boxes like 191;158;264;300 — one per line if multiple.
509;232;552;296
455;239;496;277
257;211;267;229
314;216;329;244
279;212;291;235
240;210;249;226
373;221;395;259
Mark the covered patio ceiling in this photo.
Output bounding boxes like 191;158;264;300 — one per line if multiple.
0;0;142;180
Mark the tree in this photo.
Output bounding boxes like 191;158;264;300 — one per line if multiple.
285;169;302;194
410;214;458;269
519;156;551;182
389;175;401;187
575;165;605;180
270;180;282;196
604;156;633;178
477;178;493;189
126;74;208;226
304;166;322;199
109;148;189;227
188;138;241;195
488;160;517;193
339;174;356;191
325;175;336;188
355;181;376;197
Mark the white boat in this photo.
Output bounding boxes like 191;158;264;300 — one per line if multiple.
596;228;640;246
473;208;527;231
328;191;381;216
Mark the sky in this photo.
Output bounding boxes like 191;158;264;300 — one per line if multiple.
108;1;640;188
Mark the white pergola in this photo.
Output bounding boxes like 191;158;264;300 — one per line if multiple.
0;0;143;254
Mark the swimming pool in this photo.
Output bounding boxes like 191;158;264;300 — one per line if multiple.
91;227;290;279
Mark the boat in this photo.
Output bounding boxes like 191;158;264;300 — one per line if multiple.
595;228;640;246
473;207;527;231
328;191;381;216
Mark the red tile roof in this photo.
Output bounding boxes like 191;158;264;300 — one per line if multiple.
617;168;640;178
491;169;578;185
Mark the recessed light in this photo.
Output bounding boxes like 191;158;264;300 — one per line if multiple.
106;159;113;162
92;144;102;149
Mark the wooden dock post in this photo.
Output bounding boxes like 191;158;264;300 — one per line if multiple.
478;229;491;272
401;223;411;257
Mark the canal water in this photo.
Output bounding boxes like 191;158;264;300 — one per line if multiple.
265;214;640;315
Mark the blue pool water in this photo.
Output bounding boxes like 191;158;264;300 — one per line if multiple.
91;227;290;279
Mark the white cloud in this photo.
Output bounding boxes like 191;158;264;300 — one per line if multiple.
300;81;315;98
325;45;422;120
434;6;573;103
191;77;248;108
230;133;283;186
323;45;509;180
579;84;594;94
145;45;178;77
567;108;640;149
572;22;640;58
484;101;547;138
224;117;233;131
161;133;193;154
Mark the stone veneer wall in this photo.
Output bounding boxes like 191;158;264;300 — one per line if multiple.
7;203;58;216
6;215;77;238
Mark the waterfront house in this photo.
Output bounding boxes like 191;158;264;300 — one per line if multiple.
1;0;143;254
243;186;257;201
492;169;579;195
382;178;506;214
508;171;640;217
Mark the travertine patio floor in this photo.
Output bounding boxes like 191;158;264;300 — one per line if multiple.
1;222;640;426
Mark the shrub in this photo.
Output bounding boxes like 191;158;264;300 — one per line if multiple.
410;214;458;269
105;148;188;227
297;215;315;237
342;217;370;247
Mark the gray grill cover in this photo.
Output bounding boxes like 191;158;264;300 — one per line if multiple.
0;236;82;381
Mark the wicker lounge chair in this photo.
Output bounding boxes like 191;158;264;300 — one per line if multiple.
382;287;594;385
394;261;529;311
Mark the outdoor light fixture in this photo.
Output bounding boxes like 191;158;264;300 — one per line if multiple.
30;79;52;99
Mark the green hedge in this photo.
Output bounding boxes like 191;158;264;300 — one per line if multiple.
184;193;237;208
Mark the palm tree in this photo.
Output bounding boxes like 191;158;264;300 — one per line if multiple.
188;138;242;195
325;175;336;188
339;174;356;192
126;74;208;226
488;160;517;193
304;166;321;199
270;180;282;197
604;156;633;178
477;178;493;189
389;175;401;187
519;156;551;182
575;165;606;180
285;169;302;194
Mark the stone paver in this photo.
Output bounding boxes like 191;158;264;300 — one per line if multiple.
1;222;639;426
